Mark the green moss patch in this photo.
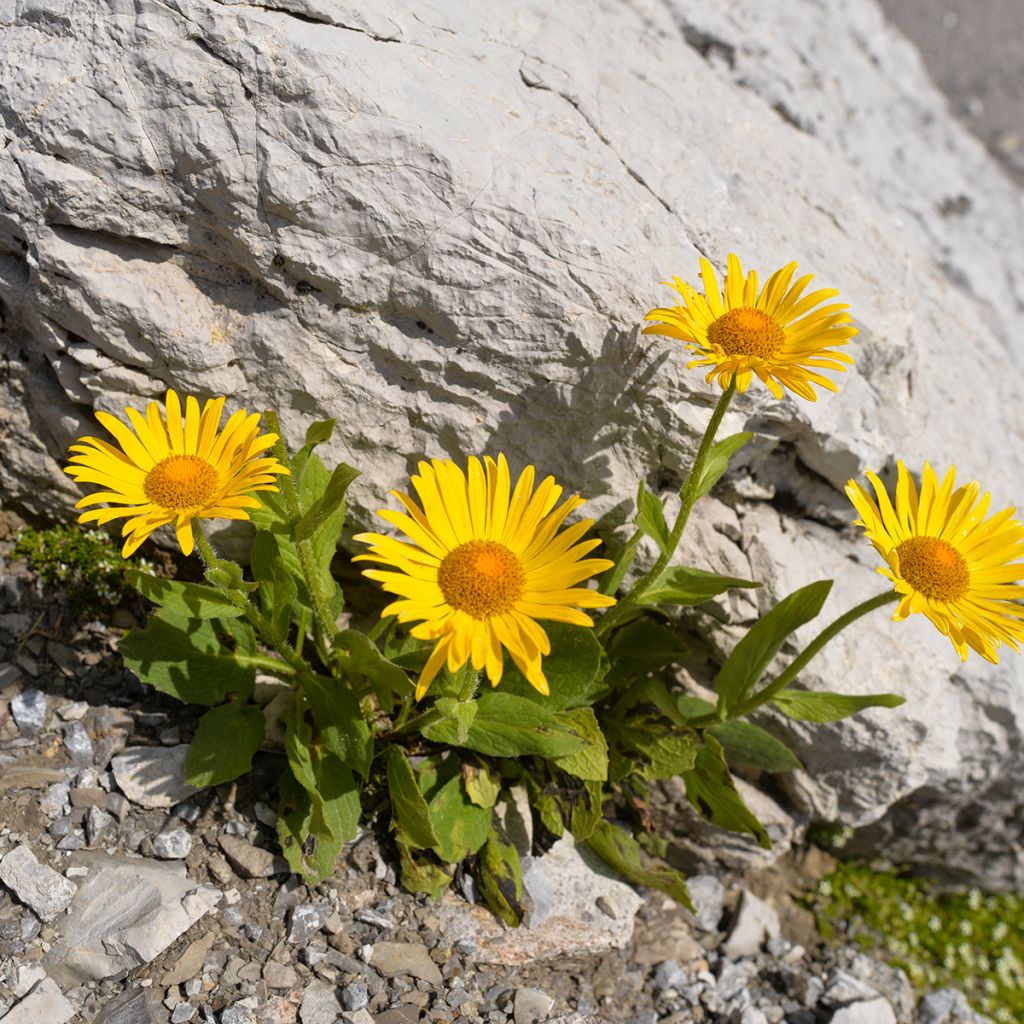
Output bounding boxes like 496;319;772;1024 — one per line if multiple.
809;860;1024;1022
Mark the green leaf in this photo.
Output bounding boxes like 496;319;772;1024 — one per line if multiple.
251;531;299;646
599;531;642;596
125;570;244;618
462;763;500;809
421;691;588;758
524;775;566;838
396;838;451;899
335;630;412;704
476;832;526;927
715;579;833;713
118;609;256;706
607;619;689;680
639;565;760;607
299;673;372;779
635;482;670;554
586;820;693;910
418;757;491;864
203;559;258;594
250;486;290;532
277;768;346;882
609;722;700;781
303;419;336;450
294;462;359;542
433;698;478;744
564;779;604;841
675;694;716;720
386;747;439;849
692;431;752;501
284;695;361;843
709;719;803;773
771;689;906;722
552;708;609;782
185;703;265;787
682;735;770;848
495;623;610;711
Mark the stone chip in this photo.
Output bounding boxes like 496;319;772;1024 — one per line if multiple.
0;844;78;922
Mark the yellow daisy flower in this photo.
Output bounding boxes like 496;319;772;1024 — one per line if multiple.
65;389;288;558
846;461;1024;663
643;253;857;400
355;455;615;699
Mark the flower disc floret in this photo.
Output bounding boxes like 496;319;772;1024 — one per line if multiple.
355;454;615;699
846;460;1024;663
894;536;970;603
144;455;219;510
643;253;857;401
65;389;289;557
438;540;526;618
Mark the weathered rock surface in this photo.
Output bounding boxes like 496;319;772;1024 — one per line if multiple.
45;852;222;983
2;0;1024;884
0;844;78;922
110;745;200;809
436;833;643;964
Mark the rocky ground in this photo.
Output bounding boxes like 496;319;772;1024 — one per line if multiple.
0;521;989;1024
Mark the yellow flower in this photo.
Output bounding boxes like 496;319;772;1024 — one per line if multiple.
65;389;288;557
355;455;615;699
847;461;1024;663
643;253;857;400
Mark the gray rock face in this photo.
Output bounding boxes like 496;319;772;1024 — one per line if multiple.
2;0;1024;884
0;844;78;922
0;977;76;1024
110;745;200;809
46;852;222;983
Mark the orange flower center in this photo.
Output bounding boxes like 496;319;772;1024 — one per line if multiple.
895;536;970;602
707;307;786;360
438;540;526;619
144;455;219;511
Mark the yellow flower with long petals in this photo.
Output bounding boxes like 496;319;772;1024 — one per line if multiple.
355;455;615;699
66;389;288;557
643;253;857;400
847;461;1024;663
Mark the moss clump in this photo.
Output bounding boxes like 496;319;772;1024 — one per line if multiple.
13;524;151;617
808;860;1024;1022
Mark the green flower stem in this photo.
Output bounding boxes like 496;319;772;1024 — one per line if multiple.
265;410;337;654
192;525;220;573
193;523;309;679
390;707;442;736
234;653;296;678
459;668;482;702
596;380;737;637
688;589;901;728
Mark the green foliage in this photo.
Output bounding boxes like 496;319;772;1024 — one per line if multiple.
86;397;909;928
14;524;153;616
715;580;832;713
476;832;526;927
682;735;770;849
638;566;759;608
185;703;265;787
119;609;256;706
771;690;906;721
635;481;671;553
809;861;1024;1023
691;431;751;501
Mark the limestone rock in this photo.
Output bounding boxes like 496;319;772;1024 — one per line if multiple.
111;746;200;809
0;977;75;1024
437;833;642;965
2;0;1024;885
721;889;781;960
46;852;222;983
0;844;78;922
